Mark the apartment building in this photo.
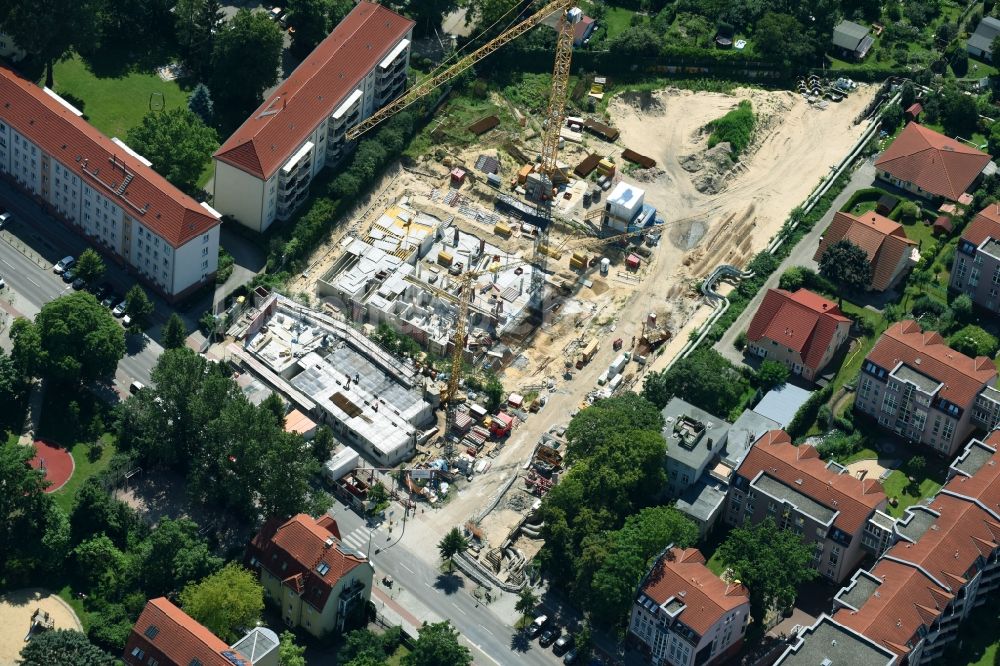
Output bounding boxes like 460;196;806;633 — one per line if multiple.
0;65;221;301
0;32;25;61
875;122;993;202
775;615;898;666
725;430;888;583
830;433;1000;665
124;597;278;666
246;513;374;638
213;2;414;232
814;210;918;292
745;288;851;382
854;320;1000;457
950;203;1000;313
628;546;750;666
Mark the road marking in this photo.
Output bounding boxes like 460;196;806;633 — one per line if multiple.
399;563;414;574
479;624;494;637
0;258;11;268
24;277;41;289
471;643;504;666
451;602;466;615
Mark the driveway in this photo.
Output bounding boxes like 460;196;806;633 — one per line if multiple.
713;158;877;365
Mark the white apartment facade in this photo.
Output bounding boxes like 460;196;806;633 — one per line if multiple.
0;66;220;301
213;2;414;232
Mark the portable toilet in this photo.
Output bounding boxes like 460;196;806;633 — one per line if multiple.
600;257;610;275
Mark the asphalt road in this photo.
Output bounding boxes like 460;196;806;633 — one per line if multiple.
328;502;562;666
0;180;162;392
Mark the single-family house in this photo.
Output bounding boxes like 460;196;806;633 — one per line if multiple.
967;16;1000;61
814;211;918;292
832;21;874;60
573;15;595;46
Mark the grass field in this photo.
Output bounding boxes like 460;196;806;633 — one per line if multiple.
50;55;191;140
882;456;947;518
52;434;116;513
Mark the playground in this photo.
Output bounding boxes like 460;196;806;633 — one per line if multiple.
28;439;75;493
0;588;82;662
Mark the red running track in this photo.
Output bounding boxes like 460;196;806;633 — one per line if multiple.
29;439;75;493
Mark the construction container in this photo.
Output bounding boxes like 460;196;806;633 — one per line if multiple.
609;374;624;390
451;168;466;184
437;250;453;267
600;257;610;275
626;253;641;270
493;221;512;238
613;338;623;351
470;404;488;420
517;164;533;184
323;448;360;484
597;159;616;177
609;354;628;377
597;371;609;385
570;252;588;271
591;186;601;203
486;173;502;189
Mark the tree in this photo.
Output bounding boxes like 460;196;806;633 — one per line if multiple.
951;293;974;322
73;535;130;597
900;81;917;109
162;313;188;350
211;9;284;120
437;527;469;571
515;587;538;618
19;630;116;665
642;348;749;417
339;628;396;663
483;372;504;412
139;518;222;597
881;103;904;132
127;108;219;192
756;360;789;391
311;425;336;463
74;249;106;286
754;13;817;67
188;82;215;125
175;0;224;78
565;393;663;462
402;621;472;666
180;563;264;643
278;630;307;666
0;348;24;406
12;293;125;383
949;324;999;357
287;0;329;58
1;0;99;88
399;0;460;36
329;0;354;25
69;477;140;548
818;239;873;295
124;284;155;331
939;87;980;137
717;518;816;639
0;439;51;581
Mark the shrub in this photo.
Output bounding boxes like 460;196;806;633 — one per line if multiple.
899;201;920;222
734;330;748;351
706;100;755;159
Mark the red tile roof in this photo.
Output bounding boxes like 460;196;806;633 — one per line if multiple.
746;289;851;373
247;513;368;612
946;432;1000;512
215;2;414;180
815;211;916;291
866;320;997;407
874;122;990;201
574;15;595;42
736;430;886;533
124;597;243;666
962;203;1000;246
639;547;749;635
0;65;219;248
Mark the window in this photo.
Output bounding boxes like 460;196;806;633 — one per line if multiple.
144;625;159;639
203;233;210;243
131;647;145;659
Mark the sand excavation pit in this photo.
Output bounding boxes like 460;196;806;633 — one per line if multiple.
0;588;83;662
611;85;876;260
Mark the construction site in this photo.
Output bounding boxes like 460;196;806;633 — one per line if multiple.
221;2;883;589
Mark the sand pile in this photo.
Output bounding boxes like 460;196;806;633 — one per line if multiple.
630;166;667;183
617;89;665;114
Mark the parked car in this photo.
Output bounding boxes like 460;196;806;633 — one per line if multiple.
526;615;548;639
0;211;11;229
72;277;86;290
129;381;145;394
54;255;75;274
0;275;6;289
102;292;120;308
112;300;128;317
539;627;561;648
553;634;575;656
562;648;580;664
61;269;76;283
122;313;132;327
91;281;113;300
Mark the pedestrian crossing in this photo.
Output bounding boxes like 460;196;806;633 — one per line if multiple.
340;526;376;557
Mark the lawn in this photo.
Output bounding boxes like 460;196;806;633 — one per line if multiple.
52;434;117;513
49;54;191;140
601;6;636;40
881;456;946;518
839;447;879;465
386;645;411;665
941;599;1000;665
58;584;90;631
705;549;726;576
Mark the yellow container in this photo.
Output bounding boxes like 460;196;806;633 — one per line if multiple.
437;250;453;267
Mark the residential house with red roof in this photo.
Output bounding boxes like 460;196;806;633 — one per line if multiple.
745;288;852;382
829;432;1000;665
854;320;1000;456
124;597;279;666
628;546;750;666
950;203;1000;314
874;122;993;203
0;65;221;301
724;430;888;582
814;211;919;292
246;513;373;638
213;2;414;232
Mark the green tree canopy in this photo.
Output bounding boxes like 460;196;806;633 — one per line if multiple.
287;0;330;58
438;527;469;571
12;293;125;383
717;517;816;638
124;284;155;331
565;393;663;462
0;347;24;406
339;627;400;664
19;629;116;665
180;563;264;643
949;324;999;357
402;621;472;666
211;9;284;120
818;239;873;294
73;535;131;598
162;313;188;350
138;517;223;597
755;13;817;66
0;439;52;582
1;0;99;87
642;347;749;417
175;0;224;78
939;87;980;137
756;360;790;391
69;477;141;548
278;630;307;666
74;249;106;286
127;108;219;192
515;587;538;618
188;82;215;124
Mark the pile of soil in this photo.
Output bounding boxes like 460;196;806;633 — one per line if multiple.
630;166;667;183
617;90;665;114
681;142;735;194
